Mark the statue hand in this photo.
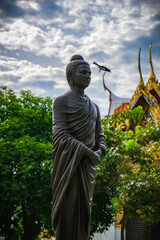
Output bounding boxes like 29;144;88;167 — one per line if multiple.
94;149;101;157
93;151;101;165
87;150;101;166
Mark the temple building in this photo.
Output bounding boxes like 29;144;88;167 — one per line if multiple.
109;44;160;240
105;44;160;128
93;44;160;240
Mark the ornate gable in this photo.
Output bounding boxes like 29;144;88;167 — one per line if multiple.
129;44;160;124
104;44;160;125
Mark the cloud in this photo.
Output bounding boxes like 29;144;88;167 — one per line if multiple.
0;19;45;51
0;0;25;18
0;0;62;18
16;0;41;11
1;0;159;62
0;0;160;115
0;56;66;97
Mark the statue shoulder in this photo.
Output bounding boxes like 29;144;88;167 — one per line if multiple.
53;93;68;109
91;100;100;113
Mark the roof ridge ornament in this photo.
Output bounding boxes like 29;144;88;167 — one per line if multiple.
103;71;111;93
93;61;111;93
149;43;156;81
137;48;145;89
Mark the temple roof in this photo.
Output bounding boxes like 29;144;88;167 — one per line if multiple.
108;91;130;115
105;44;160;123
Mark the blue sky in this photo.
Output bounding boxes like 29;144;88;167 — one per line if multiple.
0;0;160;115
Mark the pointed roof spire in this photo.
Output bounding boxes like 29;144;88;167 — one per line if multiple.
137;48;145;89
103;72;111;92
103;71;111;100
149;43;156;81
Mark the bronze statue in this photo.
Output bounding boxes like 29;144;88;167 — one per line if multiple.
52;55;106;240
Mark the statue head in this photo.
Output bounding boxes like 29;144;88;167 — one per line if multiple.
66;54;90;86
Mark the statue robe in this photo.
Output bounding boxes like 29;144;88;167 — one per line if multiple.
52;91;106;240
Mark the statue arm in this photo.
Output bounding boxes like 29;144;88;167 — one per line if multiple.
95;105;106;157
53;96;101;165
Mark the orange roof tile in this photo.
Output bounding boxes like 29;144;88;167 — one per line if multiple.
114;103;129;114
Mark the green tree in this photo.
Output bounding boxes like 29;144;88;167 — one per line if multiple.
92;106;160;238
0;87;53;240
2;87;160;239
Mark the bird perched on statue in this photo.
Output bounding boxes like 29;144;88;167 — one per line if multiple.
93;62;111;72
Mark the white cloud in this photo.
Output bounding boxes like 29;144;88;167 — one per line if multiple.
0;56;66;94
0;19;46;52
63;16;88;30
56;0;93;15
16;0;41;11
1;0;159;63
0;0;160;115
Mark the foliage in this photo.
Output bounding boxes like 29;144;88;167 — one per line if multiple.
1;86;160;239
92;105;160;235
0;87;53;240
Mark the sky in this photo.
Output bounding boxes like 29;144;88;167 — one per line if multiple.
0;0;160;115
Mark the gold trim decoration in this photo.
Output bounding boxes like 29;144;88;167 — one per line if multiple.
148;43;156;81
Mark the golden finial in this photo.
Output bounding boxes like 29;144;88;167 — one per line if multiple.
137;48;144;89
149;43;156;81
93;61;111;99
102;72;111;100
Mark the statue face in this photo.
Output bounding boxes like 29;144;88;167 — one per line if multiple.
73;64;91;89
